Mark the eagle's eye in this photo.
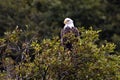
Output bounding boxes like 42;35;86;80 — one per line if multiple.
66;20;70;22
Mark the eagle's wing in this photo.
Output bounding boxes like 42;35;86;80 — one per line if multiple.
60;29;64;45
72;27;80;37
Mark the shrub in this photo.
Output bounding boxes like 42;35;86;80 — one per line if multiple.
0;26;120;80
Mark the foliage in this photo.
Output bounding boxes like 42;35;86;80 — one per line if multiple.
0;27;120;80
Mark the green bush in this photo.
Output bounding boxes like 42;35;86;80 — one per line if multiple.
0;27;120;80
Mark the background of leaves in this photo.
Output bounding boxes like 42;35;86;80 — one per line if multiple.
0;0;120;51
0;0;120;79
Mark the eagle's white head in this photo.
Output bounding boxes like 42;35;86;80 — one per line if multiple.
64;18;74;29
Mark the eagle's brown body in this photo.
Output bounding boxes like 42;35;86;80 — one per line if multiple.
61;27;79;50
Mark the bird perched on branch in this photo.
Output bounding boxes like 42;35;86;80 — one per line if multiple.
61;18;80;50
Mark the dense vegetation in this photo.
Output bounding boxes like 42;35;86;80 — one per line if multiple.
0;27;120;79
0;0;120;79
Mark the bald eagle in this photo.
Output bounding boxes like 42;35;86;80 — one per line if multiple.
61;18;79;50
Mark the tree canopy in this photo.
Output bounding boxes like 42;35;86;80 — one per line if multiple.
0;0;120;79
0;27;120;79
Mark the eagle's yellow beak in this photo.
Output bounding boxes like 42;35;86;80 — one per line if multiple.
64;20;67;24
